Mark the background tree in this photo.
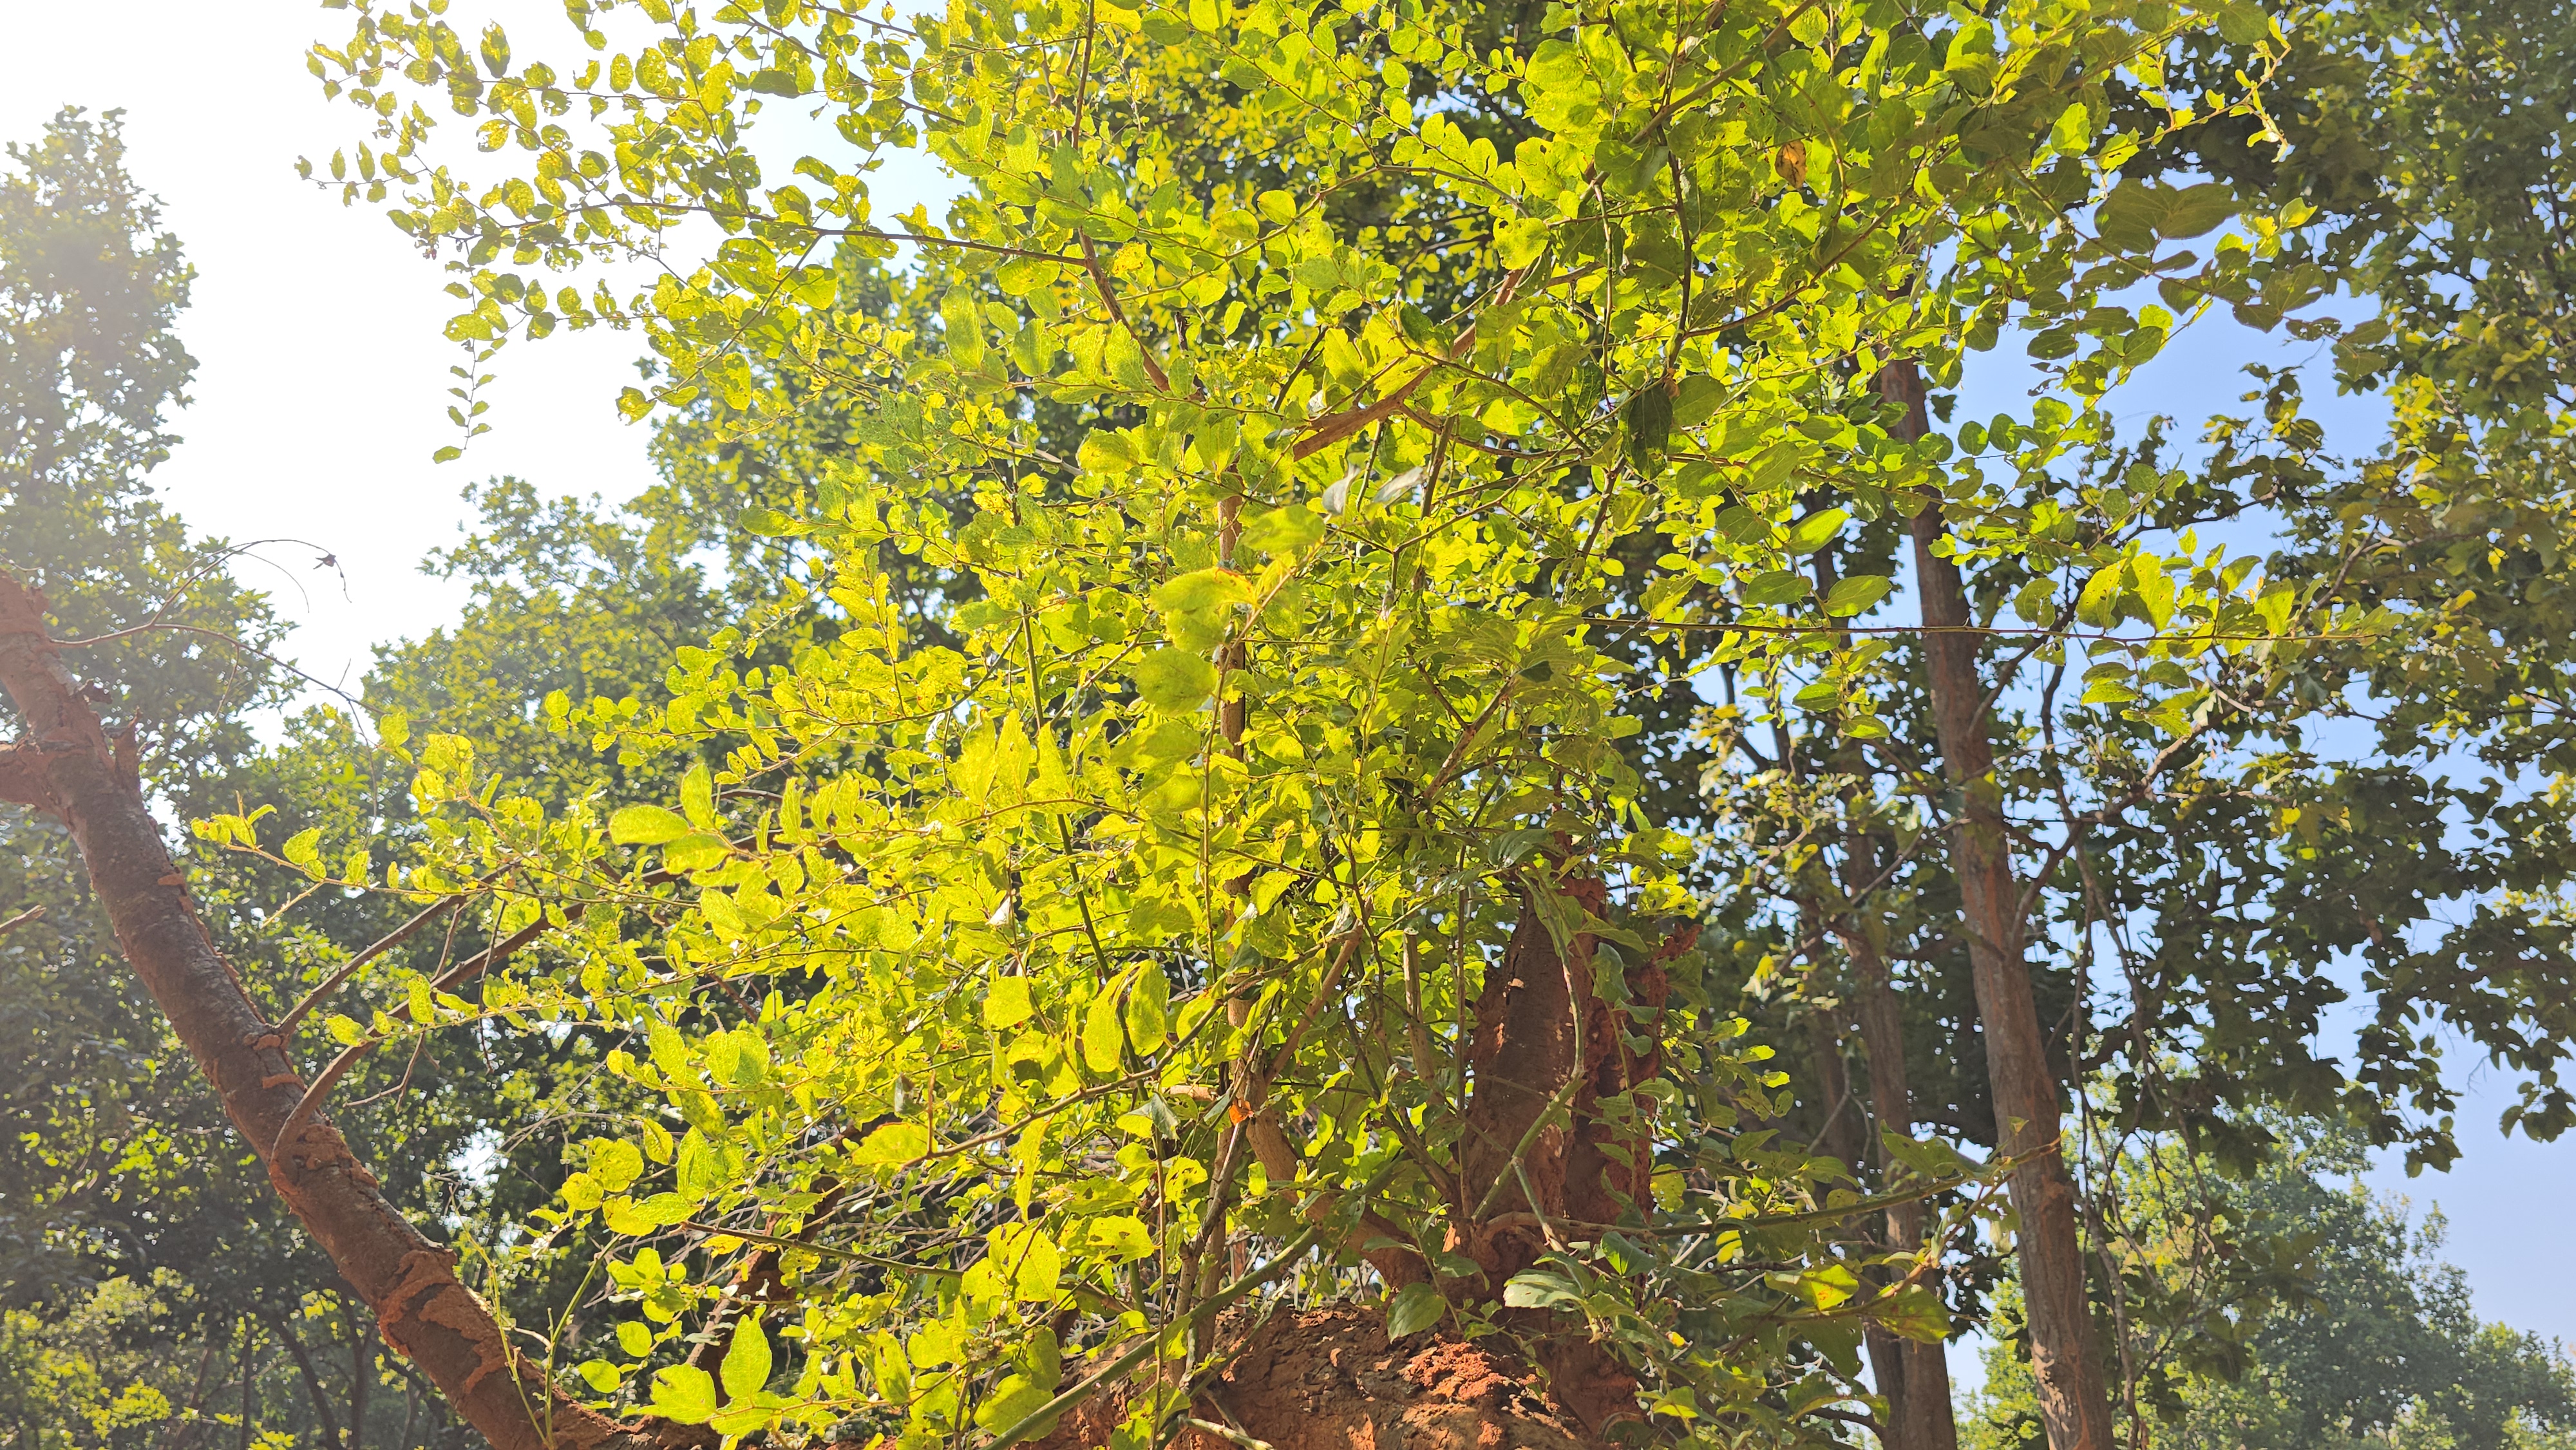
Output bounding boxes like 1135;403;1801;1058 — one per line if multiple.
1962;1126;2576;1450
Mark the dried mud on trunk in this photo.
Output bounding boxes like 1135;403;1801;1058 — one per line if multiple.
1032;1304;1609;1450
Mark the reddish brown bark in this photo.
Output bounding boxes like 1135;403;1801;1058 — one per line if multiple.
1448;866;1689;1436
1024;862;1669;1450
1032;1308;1604;1450
1885;366;2113;1450
0;572;682;1450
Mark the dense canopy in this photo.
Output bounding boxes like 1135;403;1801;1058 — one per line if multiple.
1;0;2572;1447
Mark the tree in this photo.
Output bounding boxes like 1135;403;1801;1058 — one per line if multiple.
1;105;808;1449
260;0;2319;1445
1695;1;2576;1443
0;107;317;1450
1961;1128;2576;1450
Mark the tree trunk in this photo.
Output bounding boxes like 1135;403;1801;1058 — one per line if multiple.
349;1315;373;1450
1803;999;1917;1445
1806;529;1961;1450
1885;368;2112;1450
1452;869;1688;1437
269;1312;347;1450
1033;862;1692;1450
1840;835;1958;1450
0;572;683;1450
238;1326;256;1450
157;1338;222;1450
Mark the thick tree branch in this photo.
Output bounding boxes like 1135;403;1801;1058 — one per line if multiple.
0;569;685;1450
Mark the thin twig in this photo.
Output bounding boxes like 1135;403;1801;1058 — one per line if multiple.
274;894;469;1039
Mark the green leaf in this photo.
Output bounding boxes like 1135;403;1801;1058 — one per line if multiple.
985;975;1036;1028
1671;374;1724;426
1786;508;1850;556
852;1120;930;1167
647;1365;718;1424
2215;0;2270;45
2094;179;2162;253
739;505;796;536
1791;1263;1859;1310
576;1359;621;1393
1124;965;1170;1056
617;1321;654;1357
1077;428;1137;475
1079;1214;1154;1260
1624;387;1672;473
2129;555;2178;628
1153;568;1251;617
610;804;691;845
1501;1270;1582;1310
1132;648;1218;712
973;1373;1055;1436
2075;564;2125;627
2011;577;2058;625
634;1192;694;1227
2157;182;2235;240
677;1127;727;1200
720;1316;772;1400
664;832;730;871
588;1138;644;1192
1740;570;1812;607
992;1223;1062;1299
710;1402;777;1436
1081;992;1126;1073
282;828;323;875
1871;1283;1952;1342
680;762;716;829
1824;575;1892;616
1240;504;1325;556
1385;1281;1446;1339
942;289;986;370
1748;440;1803;490
1495;215;1550;268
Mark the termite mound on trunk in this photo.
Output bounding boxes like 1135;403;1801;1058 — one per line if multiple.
1029;1305;1608;1450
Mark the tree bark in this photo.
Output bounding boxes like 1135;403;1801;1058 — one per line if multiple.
349;1315;373;1450
1802;998;1917;1445
269;1311;348;1450
1839;835;1958;1450
1885;367;2112;1450
1452;866;1690;1436
0;571;683;1450
238;1326;256;1450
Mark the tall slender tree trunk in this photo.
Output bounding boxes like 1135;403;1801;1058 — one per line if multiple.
1807;513;1965;1450
1885;366;2112;1450
270;1312;347;1450
238;1326;256;1450
1800;997;1915;1444
1839;834;1958;1450
348;1317;373;1450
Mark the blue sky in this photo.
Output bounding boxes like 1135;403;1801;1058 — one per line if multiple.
7;0;2565;1366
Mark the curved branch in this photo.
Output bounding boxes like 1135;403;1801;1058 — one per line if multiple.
0;569;688;1450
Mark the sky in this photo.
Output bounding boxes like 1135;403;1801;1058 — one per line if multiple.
4;0;2566;1379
